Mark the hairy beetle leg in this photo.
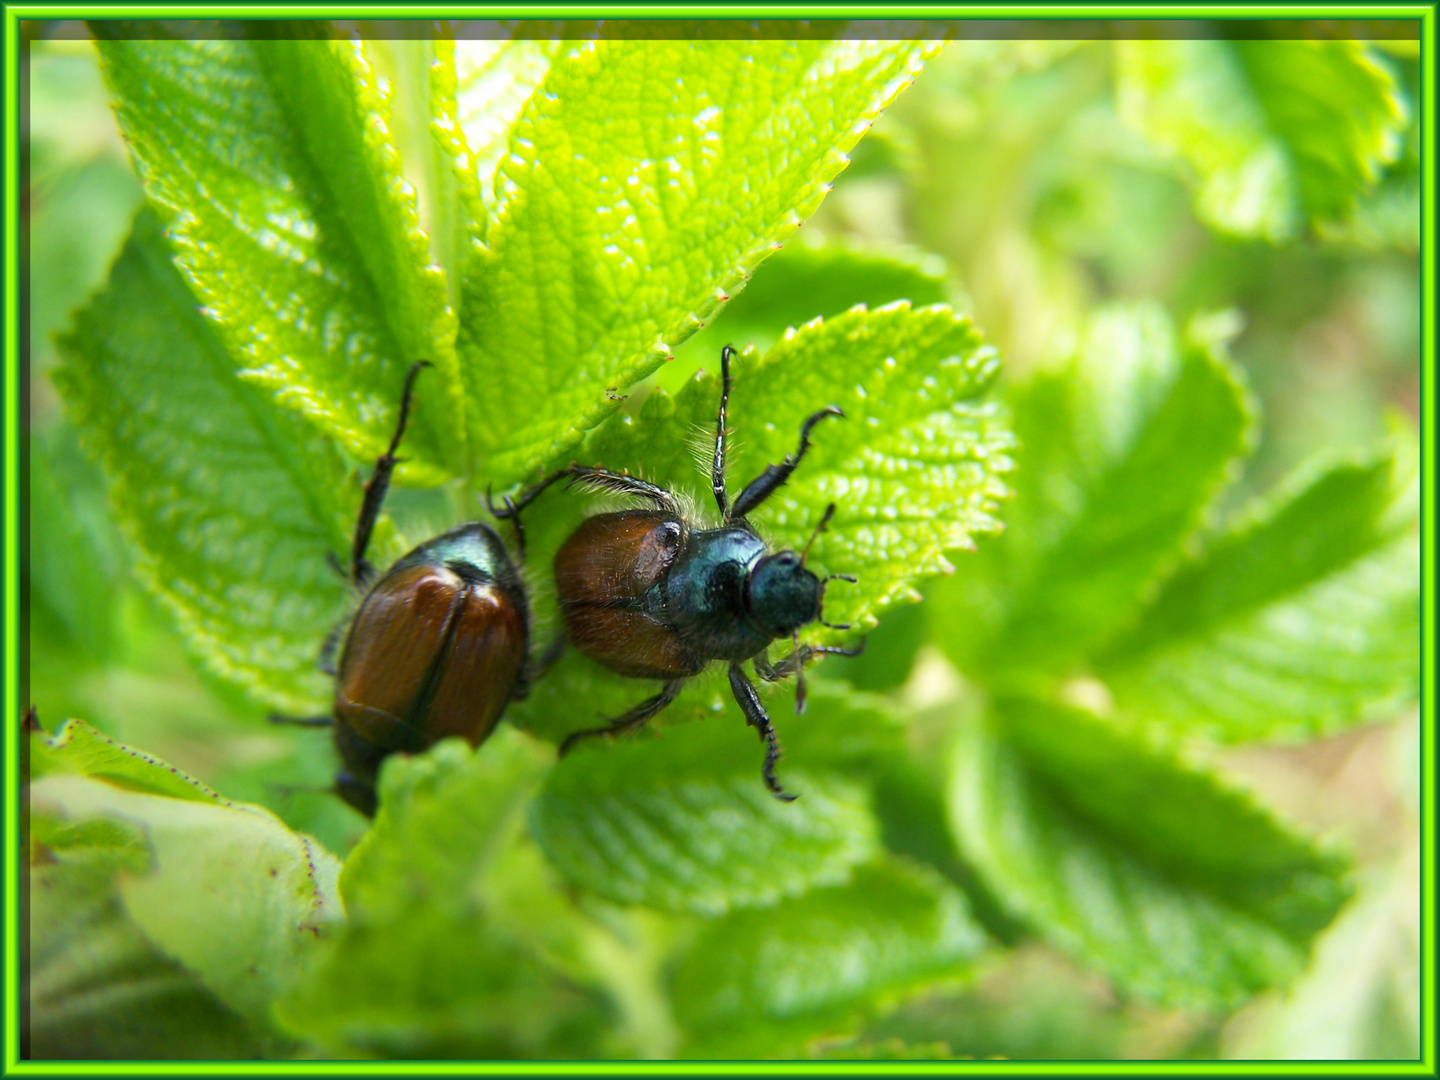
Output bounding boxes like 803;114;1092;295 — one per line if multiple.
558;678;685;758
729;662;796;801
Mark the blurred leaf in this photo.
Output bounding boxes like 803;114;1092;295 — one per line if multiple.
1116;40;1404;242
830;599;928;693
948;697;1351;1009
26;858;277;1059
530;707;880;916
279;731;609;1058
666;238;953;389
1320;50;1420;251
673;859;987;1057
29;731;344;1029
53;210;351;713
459;38;939;480
863;946;1131;1061
27;429;124;660
1099;450;1420;742
31;718;228;803
1228;859;1420;1060
932;302;1255;680
809;1036;958;1059
94;31;463;480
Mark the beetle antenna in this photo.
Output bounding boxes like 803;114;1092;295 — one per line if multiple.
800;502;836;567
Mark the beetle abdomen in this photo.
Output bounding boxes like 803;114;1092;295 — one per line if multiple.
554;510;702;679
336;560;527;754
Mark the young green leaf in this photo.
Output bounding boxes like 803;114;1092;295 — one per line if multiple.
457;38;939;480
931;302;1255;681
29;727;344;1029
453;37;562;234
94;31;463;480
31;717;231;803
1116;40;1405;242
53;211;351;713
948;697;1351;1009
529;701;881;916
672;859;987;1058
361;37;465;307
1098;451;1420;742
338;728;549;923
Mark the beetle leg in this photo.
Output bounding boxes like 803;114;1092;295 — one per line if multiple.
728;405;843;522
558;678;685;757
350;361;431;588
268;713;334;728
711;344;737;519
729;662;796;802
317;624;343;676
768;638;868;680
491;465;681;522
513;637;568;701
752;647;779;682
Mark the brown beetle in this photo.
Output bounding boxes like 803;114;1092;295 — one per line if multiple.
276;364;530;817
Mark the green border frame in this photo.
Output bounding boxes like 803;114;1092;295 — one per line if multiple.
2;5;1434;1074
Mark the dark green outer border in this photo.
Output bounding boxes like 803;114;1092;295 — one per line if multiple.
1;5;1434;1074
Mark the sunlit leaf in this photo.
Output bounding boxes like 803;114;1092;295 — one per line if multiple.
53;211;351;712
459;38;938;480
94;30;464;479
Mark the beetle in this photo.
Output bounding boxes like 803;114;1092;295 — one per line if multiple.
493;345;862;800
274;363;531;818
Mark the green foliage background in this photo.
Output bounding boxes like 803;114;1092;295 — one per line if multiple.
25;24;1422;1061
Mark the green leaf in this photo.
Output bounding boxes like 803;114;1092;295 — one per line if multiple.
453;37;562;234
948;696;1351;1009
458;38;938;480
931;302;1255;680
339;728;548;923
94;32;463;480
29;737;344;1029
1116;40;1405;242
809;1037;959;1059
673;859;987;1057
360;37;465;308
53;210;351;713
31;718;229;803
1229;860;1420;1060
279;729;611;1058
529;693;882;916
664;237;953;392
27;428;125;661
1098;451;1420;742
27;858;278;1059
